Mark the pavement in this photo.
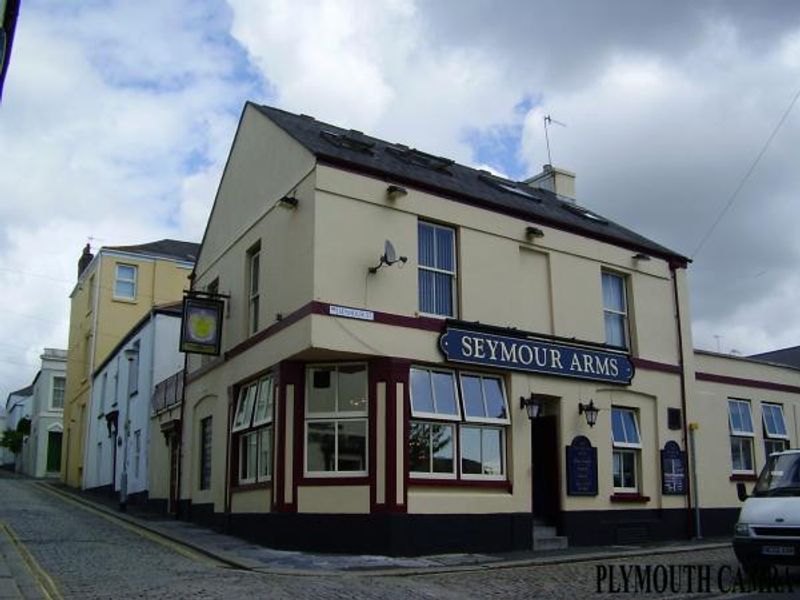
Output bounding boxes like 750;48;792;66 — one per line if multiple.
39;479;732;577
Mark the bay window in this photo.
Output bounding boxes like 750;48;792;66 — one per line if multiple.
728;399;754;473
409;367;509;480
611;407;641;492
305;364;368;475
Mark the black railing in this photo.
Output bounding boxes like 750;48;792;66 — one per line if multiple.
152;371;183;414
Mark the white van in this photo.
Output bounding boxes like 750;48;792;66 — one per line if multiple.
734;449;800;571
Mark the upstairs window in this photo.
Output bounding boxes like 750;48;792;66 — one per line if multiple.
418;222;456;317
247;244;260;335
763;403;789;457
602;271;628;349
728;399;754;473
51;376;66;409
114;264;137;300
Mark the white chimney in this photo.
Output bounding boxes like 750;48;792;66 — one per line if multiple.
524;164;576;201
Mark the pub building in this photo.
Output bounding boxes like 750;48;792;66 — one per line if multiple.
177;102;697;555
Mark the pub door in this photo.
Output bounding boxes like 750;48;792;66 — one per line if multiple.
531;415;560;524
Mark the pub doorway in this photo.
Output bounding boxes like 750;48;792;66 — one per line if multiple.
531;410;561;525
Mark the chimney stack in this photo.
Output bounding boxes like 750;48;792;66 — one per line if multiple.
524;164;576;201
78;243;94;278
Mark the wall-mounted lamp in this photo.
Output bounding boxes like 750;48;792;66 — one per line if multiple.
278;196;299;209
519;394;543;420
525;226;545;240
123;347;139;362
387;185;408;200
578;400;600;428
633;253;650;261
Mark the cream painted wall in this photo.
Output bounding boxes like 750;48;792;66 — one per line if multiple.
692;352;800;509
231;488;272;513
297;486;370;513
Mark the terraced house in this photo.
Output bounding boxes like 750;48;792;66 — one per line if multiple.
179;102;705;554
62;240;198;487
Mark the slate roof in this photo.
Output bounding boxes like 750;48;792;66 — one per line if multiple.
750;346;800;369
105;239;200;264
5;384;33;412
252;103;688;265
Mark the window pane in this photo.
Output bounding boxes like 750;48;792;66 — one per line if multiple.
250;252;259;294
253;378;273;424
731;437;742;470
461;375;485;418
307;422;336;472
740;404;753;433
418;269;435;314
604;313;625;347
602;273;625;311
729;401;743;432
621;411;639;445
410;369;434;414
461;427;482;475
337;420;367;472
435;227;454;271
233;385;256;430
483;378;507;420
115;281;135;299
774;408;787;436
742;438;753;471
258;427;271;479
337;365;367;413
433;271;453;317
621;452;635;488
409;422;431;473
432;371;458;416
431;424;454;473
611;409;625;443
613;452;622;487
246;433;258;479
481;429;502;476
418;223;435;268
308;368;335;414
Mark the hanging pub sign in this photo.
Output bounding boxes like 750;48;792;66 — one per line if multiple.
180;296;224;356
661;440;688;495
439;326;634;385
566;435;598;496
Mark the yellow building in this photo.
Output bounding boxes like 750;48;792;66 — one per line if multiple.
62;240;198;487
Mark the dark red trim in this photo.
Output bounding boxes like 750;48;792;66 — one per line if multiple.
729;474;758;482
696;372;800;395
316;156;689;267
368;359;384;513
610;493;651;503
631;357;682;375
297;477;370;486
231;482;272;493
409;479;513;491
288;362;305;514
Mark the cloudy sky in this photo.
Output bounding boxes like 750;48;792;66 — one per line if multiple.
2;0;800;402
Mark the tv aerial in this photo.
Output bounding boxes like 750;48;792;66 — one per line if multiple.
369;240;407;273
543;114;566;165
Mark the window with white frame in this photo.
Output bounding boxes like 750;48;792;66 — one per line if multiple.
602;271;629;349
409;367;509;479
611;407;641;492
247;244;260;335
114;264;137;300
305;365;368;475
763;403;789;457
232;376;274;485
728;399;755;473
51;376;65;409
418;221;457;317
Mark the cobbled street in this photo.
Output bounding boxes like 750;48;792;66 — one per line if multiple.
0;474;789;599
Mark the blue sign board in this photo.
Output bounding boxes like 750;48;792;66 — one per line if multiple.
439;327;634;385
566;435;598;496
661;440;687;495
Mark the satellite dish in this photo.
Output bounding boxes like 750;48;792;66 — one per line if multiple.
384;240;397;264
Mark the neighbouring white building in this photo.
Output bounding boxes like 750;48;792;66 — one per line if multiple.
84;303;184;506
3;384;33;471
24;349;67;477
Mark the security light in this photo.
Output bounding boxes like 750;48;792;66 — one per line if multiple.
525;226;545;239
387;185;408;200
278;196;299;209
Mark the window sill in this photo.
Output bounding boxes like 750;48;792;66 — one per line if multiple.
231;482;271;493
299;476;369;486
730;474;758;482
112;296;138;304
410;479;512;491
610;493;650;503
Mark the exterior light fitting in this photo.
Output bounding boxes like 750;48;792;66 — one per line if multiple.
123;348;139;362
633;253;650;261
519;394;543;420
578;400;599;428
278;196;299;209
525;226;545;239
387;185;408;200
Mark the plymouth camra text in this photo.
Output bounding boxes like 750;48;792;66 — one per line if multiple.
439;327;634;385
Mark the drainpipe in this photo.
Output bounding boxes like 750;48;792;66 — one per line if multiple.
670;262;695;539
